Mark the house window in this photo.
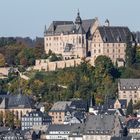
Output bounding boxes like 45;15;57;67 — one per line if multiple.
98;49;101;53
107;49;109;53
94;50;96;53
134;95;137;98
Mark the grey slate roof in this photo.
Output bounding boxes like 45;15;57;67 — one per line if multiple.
126;119;140;128
45;19;96;36
82;19;96;33
119;79;140;90
50;101;71;112
98;26;131;43
111;136;132;140
47;124;72;132
84;114;115;134
0;94;35;109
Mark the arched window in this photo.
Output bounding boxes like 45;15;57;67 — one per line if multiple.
79;36;81;44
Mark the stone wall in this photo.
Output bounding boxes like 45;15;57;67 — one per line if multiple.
34;58;94;71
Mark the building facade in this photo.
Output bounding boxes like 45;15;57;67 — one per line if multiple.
44;11;99;59
118;79;140;104
0;94;35;123
34;12;132;72
21;111;52;130
91;25;131;64
49;100;87;124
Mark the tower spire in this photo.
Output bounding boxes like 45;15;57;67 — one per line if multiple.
75;9;82;25
44;25;47;36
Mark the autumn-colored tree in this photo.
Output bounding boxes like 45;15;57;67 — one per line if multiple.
0;53;5;66
5;111;14;128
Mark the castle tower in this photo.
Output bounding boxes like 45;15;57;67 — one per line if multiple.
75;10;82;25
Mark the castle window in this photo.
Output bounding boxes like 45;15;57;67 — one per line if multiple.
94;44;96;47
118;44;120;47
82;36;84;44
94;50;96;53
123;95;126;98
107;49;109;53
113;49;115;53
107;44;109;47
79;36;81;44
98;49;101;53
118;49;120;53
113;44;114;47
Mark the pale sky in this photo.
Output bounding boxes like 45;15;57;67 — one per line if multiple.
0;0;139;38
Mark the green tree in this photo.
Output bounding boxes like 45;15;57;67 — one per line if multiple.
5;111;14;128
0;53;5;67
126;99;133;116
49;53;62;62
125;35;136;67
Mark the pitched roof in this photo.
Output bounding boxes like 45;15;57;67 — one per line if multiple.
98;26;131;43
111;136;132;140
47;124;72;132
82;19;96;33
119;79;140;90
126;119;140;128
45;18;96;36
50;101;71;112
84;114;115;134
0;94;35;109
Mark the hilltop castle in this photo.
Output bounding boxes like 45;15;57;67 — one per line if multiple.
34;11;131;71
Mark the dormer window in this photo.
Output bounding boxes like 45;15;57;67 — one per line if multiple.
103;36;108;42
117;36;121;42
123;86;126;90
